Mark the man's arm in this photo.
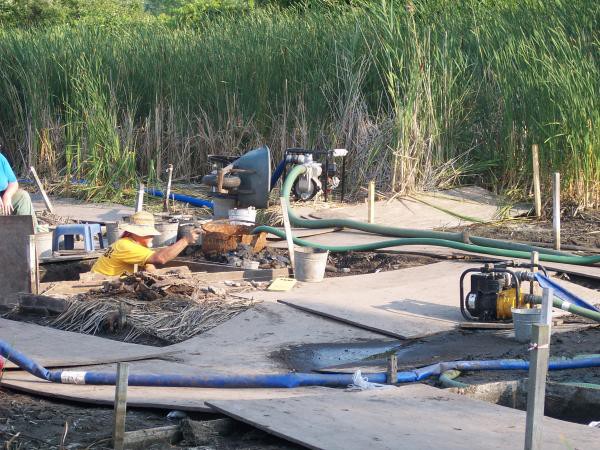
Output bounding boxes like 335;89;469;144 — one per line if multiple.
146;229;201;265
1;181;18;215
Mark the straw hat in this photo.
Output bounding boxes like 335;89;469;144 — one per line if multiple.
121;211;161;236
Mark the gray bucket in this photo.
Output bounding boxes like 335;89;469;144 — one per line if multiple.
512;308;543;343
213;198;237;219
153;221;179;248
294;248;329;282
106;222;122;245
35;231;53;259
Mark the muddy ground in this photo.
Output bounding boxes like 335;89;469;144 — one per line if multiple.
0;388;300;449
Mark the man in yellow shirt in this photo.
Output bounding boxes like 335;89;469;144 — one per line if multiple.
92;211;201;276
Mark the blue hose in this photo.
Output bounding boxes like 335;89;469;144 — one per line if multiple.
145;188;213;209
2;339;600;388
534;272;600;313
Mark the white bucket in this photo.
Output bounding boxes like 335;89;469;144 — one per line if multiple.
153;221;179;248
35;231;53;259
229;207;257;225
294;248;329;282
512;308;543;343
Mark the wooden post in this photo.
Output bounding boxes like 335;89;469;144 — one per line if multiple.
386;354;398;385
163;164;173;213
552;173;560;251
135;183;145;213
27;234;38;294
29;166;54;214
531;145;541;218
112;362;129;450
368;181;375;224
280;197;295;271
524;289;551;450
529;251;539;296
540;287;553;329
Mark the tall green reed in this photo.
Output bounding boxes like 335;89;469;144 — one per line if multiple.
0;1;596;206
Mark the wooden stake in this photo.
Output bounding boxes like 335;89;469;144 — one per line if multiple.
27;234;38;294
134;183;145;213
531;145;541;218
552;173;560;251
368;180;375;224
112;362;129;450
524;296;551;450
280;197;295;271
529;251;539;296
29;166;54;214
163;164;173;213
386;354;398;385
540;287;553;329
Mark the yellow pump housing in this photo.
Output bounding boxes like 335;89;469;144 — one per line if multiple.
496;288;529;320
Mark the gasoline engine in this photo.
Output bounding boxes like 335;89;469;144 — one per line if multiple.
460;262;548;322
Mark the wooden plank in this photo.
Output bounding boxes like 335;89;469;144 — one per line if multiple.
29;166;54;213
0;216;35;307
207;384;600;450
270;261;599;339
0;318;181;370
459;322;514;330
123;425;181;448
309;186;529;227
31;196;133;224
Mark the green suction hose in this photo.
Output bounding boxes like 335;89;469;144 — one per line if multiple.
529;296;600;323
254;164;600;266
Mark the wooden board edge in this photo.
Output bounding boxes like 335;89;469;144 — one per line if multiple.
205;402;322;450
276;300;412;340
0;379;215;413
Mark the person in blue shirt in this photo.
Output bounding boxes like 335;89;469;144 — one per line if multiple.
0;152;38;229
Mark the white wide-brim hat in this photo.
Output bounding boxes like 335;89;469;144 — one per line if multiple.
120;211;161;236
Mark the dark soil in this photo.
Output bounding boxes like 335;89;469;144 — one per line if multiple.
449;210;600;250
327;251;438;277
0;389;299;449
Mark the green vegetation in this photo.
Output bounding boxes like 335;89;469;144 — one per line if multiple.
0;0;597;206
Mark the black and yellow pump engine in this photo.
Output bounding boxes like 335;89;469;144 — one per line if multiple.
460;263;536;322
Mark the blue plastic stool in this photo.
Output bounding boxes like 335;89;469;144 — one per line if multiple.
52;223;104;252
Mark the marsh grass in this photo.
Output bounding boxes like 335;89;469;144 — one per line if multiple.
0;1;596;205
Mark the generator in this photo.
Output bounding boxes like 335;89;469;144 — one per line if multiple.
459;262;547;322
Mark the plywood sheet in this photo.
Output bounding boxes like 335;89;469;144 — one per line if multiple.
266;262;600;339
0;319;180;369
31;195;133;223
0;216;36;307
168;302;389;374
1;372;327;412
207;383;599;450
309;186;528;227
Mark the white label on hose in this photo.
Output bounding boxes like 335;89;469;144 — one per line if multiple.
61;371;87;385
560;301;572;312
